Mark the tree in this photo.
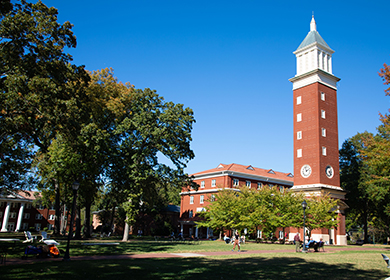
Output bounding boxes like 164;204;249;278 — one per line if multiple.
340;133;373;242
304;191;339;238
0;0;89;192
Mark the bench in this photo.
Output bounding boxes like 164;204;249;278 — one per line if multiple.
303;241;325;252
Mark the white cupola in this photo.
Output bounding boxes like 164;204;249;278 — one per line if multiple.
294;16;334;76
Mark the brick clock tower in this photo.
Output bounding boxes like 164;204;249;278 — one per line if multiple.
289;17;347;245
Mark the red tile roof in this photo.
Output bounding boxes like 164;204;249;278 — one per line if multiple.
191;163;294;183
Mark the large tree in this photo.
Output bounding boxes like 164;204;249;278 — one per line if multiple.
0;0;89;192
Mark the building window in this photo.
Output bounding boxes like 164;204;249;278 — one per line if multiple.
201;181;205;188
22;223;29;230
49;214;55;220
321;110;326;119
322;147;327;156
233;179;239;186
23;213;30;219
7;223;15;231
189;210;193;218
37;204;44;210
211;179;216;187
34;223;41;231
280;186;284;192
322;128;326;137
321;91;325;101
10;212;16;218
190;196;194;204
200;195;204;204
297;149;302;158
246;181;251;188
257;182;262;189
35;214;42;220
297;96;302;105
26;204;31;209
297;113;302;122
211;194;216;202
297;131;302;140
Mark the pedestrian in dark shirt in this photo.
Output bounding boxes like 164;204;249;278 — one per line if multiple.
232;230;240;252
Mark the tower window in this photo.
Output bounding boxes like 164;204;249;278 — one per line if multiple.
322;147;327;156
297;113;302;122
297;131;302;140
321;110;326;119
297;96;302;105
322;128;326;137
321;92;325;101
297;149;302;158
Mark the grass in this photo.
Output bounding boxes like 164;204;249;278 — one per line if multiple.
1;238;390;279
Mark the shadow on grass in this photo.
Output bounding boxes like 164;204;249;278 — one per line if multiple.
1;255;389;280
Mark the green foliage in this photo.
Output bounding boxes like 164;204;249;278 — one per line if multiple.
197;186;336;235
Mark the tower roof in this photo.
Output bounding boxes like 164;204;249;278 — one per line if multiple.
296;16;332;52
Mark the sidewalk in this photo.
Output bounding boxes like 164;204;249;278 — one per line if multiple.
4;245;386;266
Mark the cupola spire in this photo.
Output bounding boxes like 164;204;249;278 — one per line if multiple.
310;15;316;31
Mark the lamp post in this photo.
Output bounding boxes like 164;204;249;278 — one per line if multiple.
63;181;80;261
301;200;307;253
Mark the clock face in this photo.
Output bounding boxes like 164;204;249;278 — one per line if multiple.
325;165;334;178
301;164;312;178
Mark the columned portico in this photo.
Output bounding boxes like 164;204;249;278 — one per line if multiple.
1;202;11;232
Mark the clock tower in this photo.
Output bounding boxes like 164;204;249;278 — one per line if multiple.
289;16;347;245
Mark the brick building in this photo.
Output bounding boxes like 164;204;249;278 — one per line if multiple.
179;16;347;245
0;190;55;232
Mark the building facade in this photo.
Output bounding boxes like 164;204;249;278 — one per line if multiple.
0;190;55;232
179;17;347;245
179;163;294;239
289;16;347;245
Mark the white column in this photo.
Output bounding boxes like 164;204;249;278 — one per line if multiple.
15;202;25;232
1;202;11;232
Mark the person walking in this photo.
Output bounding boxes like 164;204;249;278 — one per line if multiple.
294;232;301;252
232;230;240;252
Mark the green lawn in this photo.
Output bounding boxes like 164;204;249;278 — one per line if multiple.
1;239;390;279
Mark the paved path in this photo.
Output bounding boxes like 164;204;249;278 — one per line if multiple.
4;245;387;266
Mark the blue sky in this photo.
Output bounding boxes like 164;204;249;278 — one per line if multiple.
43;0;390;175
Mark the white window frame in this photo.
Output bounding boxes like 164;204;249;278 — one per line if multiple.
35;213;42;220
322;128;326;137
297;113;302;122
24;213;30;219
297;149;302;158
10;212;17;218
297;96;302;105
246;180;251;188
257;182;262;189
200;195;204;204
211;179;216;187
201;181;205;188
297;131;302;140
49;214;55;220
190;196;194;205
322;146;327;156
321;110;326;119
321;91;325;101
22;223;29;230
233;179;239;186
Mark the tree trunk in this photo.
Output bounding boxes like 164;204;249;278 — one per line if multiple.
54;179;61;236
74;205;82;239
109;203;116;235
122;222;130;241
83;199;92;238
